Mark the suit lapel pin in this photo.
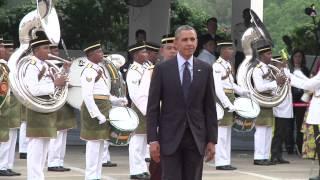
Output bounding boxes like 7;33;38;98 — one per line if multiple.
198;69;201;72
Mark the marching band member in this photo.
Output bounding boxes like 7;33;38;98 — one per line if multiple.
270;56;291;164
252;45;286;166
126;42;151;179
0;37;20;177
47;44;76;172
101;54;118;168
0;39;21;176
24;31;67;180
80;41;127;180
212;40;250;170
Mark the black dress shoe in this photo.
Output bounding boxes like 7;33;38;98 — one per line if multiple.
277;158;290;164
48;166;65;172
145;158;151;162
254;160;271;166
19;153;27;159
271;158;290;164
102;161;117;167
216;165;237;170
143;172;150;177
7;169;21;176
130;173;150;179
59;166;71;171
264;159;276;165
0;170;14;176
310;175;320;180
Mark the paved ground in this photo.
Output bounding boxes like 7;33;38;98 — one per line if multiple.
0;146;317;180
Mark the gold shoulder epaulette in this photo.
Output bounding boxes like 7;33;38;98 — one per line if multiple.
129;64;138;70
147;65;155;70
30;56;37;65
256;63;262;68
86;63;93;68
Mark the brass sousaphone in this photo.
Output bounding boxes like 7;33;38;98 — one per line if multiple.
236;10;289;108
8;0;68;113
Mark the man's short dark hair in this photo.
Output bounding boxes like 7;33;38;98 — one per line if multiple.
135;29;146;38
206;17;217;25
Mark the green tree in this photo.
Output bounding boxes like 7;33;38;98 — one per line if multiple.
264;0;317;53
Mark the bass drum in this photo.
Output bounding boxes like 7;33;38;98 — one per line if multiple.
67;57;88;110
108;107;139;146
232;97;260;132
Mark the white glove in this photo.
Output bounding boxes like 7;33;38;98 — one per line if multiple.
227;104;236;112
242;90;252;98
97;114;107;124
120;97;128;106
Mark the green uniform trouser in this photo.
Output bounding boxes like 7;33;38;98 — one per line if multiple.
7;95;21;129
56;104;77;131
26;109;57;138
80;99;111;140
0;98;9;142
255;107;273;126
131;104;146;134
218;93;235;126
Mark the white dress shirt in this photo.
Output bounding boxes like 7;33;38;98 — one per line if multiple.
81;61;111;118
24;56;55;97
212;57;247;108
252;61;278;93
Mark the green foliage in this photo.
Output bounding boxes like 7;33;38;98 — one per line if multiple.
264;0;317;53
56;0;128;51
0;2;36;43
170;1;209;35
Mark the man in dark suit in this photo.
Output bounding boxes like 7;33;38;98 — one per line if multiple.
147;25;218;180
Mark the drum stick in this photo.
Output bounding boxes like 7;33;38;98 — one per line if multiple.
125;107;132;118
106;119;121;121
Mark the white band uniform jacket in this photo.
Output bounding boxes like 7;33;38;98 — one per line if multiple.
212;57;247;108
80;61;111;119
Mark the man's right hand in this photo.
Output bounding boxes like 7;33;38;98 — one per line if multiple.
150;141;160;163
97;114;107;124
54;75;67;87
227;104;236;112
276;74;286;86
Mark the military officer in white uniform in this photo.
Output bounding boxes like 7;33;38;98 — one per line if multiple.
252;45;286;166
0;39;21;176
80;42;127;180
24;31;68;180
212;41;250;170
127;42;152;179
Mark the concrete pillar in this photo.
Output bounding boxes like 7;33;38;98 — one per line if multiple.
232;0;264;28
128;0;171;46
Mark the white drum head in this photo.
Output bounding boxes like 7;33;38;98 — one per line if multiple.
234;97;260;118
67;57;87;109
109;107;139;131
216;103;224;120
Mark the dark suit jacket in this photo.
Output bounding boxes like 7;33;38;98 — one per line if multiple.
147;56;218;156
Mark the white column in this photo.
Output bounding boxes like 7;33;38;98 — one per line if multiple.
128;0;171;45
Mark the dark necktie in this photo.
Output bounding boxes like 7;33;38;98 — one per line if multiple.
182;61;191;100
